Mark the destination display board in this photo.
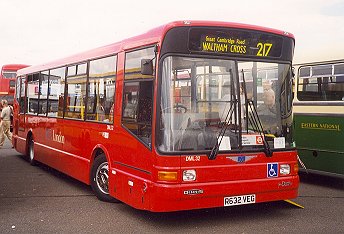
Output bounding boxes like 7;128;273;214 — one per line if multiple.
188;28;284;58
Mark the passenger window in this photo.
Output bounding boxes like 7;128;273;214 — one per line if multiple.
77;63;87;75
297;63;344;101
122;81;153;146
38;71;49;116
86;55;117;123
125;47;155;80
49;67;66;117
67;65;76;77
18;76;26;114
65;63;87;120
27;73;40;114
15;76;21;102
122;47;155;147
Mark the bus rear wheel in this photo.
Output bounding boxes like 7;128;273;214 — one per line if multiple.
28;138;36;166
90;154;118;203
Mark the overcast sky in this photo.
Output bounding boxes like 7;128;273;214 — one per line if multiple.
0;0;343;67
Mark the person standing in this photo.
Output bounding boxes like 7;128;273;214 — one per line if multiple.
0;100;13;148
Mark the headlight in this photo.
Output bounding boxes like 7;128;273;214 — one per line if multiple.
183;170;196;181
280;164;291;175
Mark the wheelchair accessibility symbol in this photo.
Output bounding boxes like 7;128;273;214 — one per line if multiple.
267;163;278;178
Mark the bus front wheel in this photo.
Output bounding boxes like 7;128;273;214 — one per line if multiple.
90;154;118;203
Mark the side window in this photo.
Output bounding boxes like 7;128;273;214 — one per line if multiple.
15;76;21;102
122;47;155;147
65;63;87;120
297;63;344;101
19;76;26;114
27;73;40;114
16;76;26;114
38;71;49;116
87;55;117;123
49;67;66;117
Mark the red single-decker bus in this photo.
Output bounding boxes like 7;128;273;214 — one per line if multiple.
13;21;299;212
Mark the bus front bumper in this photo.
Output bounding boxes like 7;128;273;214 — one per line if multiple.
148;175;299;212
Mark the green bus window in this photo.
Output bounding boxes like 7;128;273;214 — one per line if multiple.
298;63;344;101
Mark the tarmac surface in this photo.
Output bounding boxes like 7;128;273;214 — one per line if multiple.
0;140;343;233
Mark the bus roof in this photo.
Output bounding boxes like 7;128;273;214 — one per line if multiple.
2;64;29;71
18;20;294;76
294;59;344;67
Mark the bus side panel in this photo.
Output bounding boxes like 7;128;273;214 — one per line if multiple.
38;118;64;170
107;68;154;210
108;130;153;210
61;119;90;184
82;121;117;185
109;167;152;211
12;105;27;156
13;134;27;156
28;116;59;168
107;135;154;209
294;114;344;175
12;118;26;156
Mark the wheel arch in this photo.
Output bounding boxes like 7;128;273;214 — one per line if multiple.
89;144;111;183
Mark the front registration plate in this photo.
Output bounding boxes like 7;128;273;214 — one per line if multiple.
224;194;256;206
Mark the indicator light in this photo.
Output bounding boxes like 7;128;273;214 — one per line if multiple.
158;171;178;181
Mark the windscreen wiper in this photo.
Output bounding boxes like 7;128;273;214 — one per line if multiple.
246;100;273;157
208;99;236;160
241;70;273;157
208;69;237;160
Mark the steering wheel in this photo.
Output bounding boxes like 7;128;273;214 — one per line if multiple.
174;103;187;113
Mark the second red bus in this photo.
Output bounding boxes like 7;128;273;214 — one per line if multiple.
0;64;29;105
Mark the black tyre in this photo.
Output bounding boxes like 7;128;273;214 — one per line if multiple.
90;154;118;202
28;138;36;166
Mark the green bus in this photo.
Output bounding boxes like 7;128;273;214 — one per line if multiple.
293;60;344;178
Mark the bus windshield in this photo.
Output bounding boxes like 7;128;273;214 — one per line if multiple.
158;56;293;153
2;70;17;79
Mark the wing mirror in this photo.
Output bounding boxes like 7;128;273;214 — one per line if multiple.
141;59;153;75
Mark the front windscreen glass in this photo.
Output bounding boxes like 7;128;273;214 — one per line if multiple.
158;56;293;153
2;70;17;79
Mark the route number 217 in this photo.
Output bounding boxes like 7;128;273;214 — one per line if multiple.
256;43;272;57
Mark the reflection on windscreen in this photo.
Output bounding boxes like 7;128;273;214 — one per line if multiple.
158;56;293;153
